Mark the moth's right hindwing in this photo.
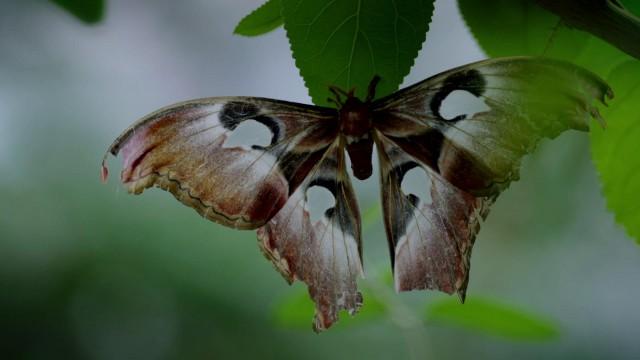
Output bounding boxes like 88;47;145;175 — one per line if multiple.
376;134;491;300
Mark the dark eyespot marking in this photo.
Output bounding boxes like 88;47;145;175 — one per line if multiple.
392;160;431;207
393;161;420;184
306;176;356;237
387;161;428;249
220;101;258;130
389;129;444;173
220;101;281;146
430;69;487;122
308;177;338;196
279;150;328;194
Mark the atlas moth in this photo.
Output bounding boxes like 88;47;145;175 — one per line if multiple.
102;57;612;332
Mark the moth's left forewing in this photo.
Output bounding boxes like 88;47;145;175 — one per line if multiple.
257;141;363;332
103;97;338;229
372;57;612;297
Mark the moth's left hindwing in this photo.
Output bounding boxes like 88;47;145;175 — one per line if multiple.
257;140;363;332
372;57;612;298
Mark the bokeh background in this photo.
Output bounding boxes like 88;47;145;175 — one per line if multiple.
1;0;639;359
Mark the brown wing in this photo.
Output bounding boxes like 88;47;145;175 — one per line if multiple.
257;139;363;332
372;57;612;298
376;134;490;299
104;97;363;331
102;97;338;229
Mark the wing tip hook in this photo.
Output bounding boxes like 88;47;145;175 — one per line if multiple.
100;152;110;183
457;290;467;304
606;87;615;101
591;108;607;129
100;163;109;183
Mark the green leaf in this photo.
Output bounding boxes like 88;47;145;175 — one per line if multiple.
536;0;640;60
234;0;284;37
281;0;435;106
50;0;105;24
459;0;640;243
425;297;559;340
458;0;590;58
591;60;640;242
589;1;640;243
272;286;386;329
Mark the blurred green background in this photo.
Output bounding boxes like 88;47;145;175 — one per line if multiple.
1;0;639;359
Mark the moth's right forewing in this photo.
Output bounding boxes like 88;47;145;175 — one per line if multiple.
373;57;613;196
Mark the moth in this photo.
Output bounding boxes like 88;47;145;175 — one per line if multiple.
102;57;612;332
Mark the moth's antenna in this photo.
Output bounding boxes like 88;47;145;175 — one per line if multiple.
329;85;349;98
366;75;381;102
327;97;342;108
329;86;347;107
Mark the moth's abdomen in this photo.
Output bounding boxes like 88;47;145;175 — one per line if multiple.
345;136;374;180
